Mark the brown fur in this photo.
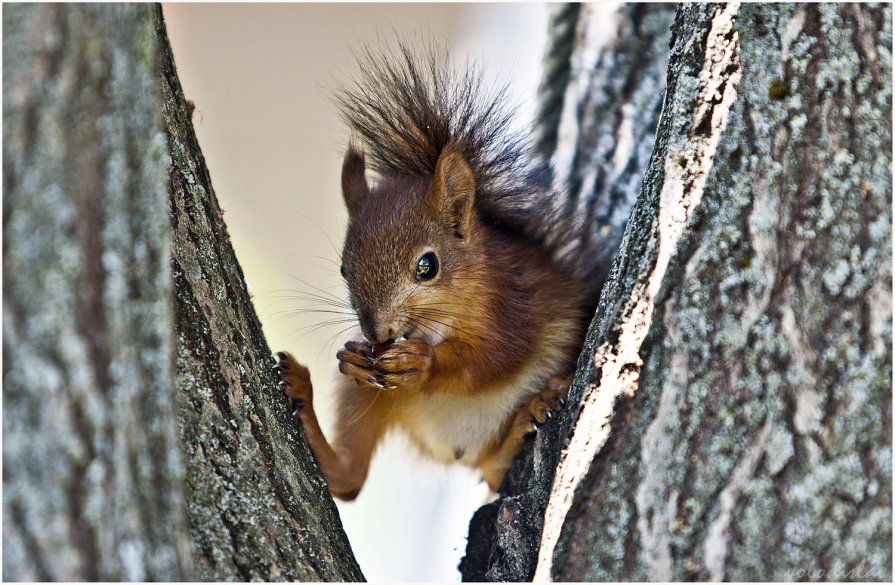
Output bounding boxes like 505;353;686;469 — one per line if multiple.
278;144;593;499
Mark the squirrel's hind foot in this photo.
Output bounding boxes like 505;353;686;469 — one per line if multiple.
523;375;571;430
477;375;572;492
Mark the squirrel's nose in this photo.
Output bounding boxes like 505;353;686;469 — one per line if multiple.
372;322;395;344
358;311;395;344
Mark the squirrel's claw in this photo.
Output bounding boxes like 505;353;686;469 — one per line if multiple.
366;376;387;390
338;358;385;390
515;375;572;435
366;338;434;393
338;343;374;368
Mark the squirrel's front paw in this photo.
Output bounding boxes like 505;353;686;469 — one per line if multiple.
373;338;433;392
337;338;433;391
337;340;386;390
275;351;313;415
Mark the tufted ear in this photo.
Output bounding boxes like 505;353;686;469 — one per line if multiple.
341;145;369;215
428;144;476;239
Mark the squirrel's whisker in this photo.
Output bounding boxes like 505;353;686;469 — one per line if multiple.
276;275;348;303
261;289;351;308
292;318;359;337
402;314;488;344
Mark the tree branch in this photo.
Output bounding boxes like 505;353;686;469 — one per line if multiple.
465;2;891;581
3;4;366;580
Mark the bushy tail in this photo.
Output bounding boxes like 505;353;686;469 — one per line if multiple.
337;42;610;293
336;42;540;199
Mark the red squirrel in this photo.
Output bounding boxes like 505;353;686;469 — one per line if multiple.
276;46;606;500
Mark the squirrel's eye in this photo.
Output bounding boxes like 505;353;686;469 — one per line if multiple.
340;264;347;279
415;252;439;281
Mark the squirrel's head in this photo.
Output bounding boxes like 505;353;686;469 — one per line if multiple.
339;143;485;345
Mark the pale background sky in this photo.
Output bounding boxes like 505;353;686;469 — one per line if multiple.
163;4;549;580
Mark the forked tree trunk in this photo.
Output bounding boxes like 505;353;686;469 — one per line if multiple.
5;2;890;582
466;2;892;582
462;3;676;580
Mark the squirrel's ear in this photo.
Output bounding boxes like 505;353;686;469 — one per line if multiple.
342;145;369;214
430;146;476;239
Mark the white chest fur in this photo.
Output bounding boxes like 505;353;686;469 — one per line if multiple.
397;317;578;466
399;379;535;465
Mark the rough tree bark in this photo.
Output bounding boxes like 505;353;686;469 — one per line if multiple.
3;4;190;580
462;3;676;580
6;3;890;582
4;4;364;581
158;7;363;581
545;4;892;580
469;2;892;582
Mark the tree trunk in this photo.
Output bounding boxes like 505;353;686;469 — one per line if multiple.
4;4;364;581
3;4;190;580
468;2;892;582
545;3;892;580
157;7;364;580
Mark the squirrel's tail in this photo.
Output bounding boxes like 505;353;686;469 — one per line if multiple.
336;41;539;201
337;41;612;294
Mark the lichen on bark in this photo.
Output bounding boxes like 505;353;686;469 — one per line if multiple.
548;3;892;581
5;4;368;580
